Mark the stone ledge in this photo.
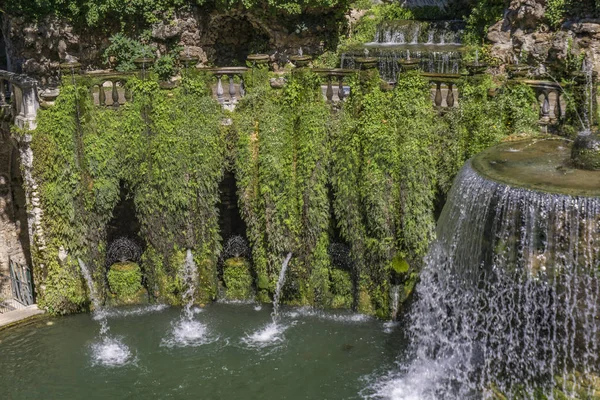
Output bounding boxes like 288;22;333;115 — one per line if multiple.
0;304;45;330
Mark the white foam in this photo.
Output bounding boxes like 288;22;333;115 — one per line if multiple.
286;307;371;323
161;318;216;348
90;337;133;367
241;322;287;349
93;304;168;319
364;356;458;400
383;321;399;334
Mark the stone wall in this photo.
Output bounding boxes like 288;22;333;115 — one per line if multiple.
487;0;600;74
0;133;30;290
1;7;343;89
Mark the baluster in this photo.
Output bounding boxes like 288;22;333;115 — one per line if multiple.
434;81;442;107
112;80;119;107
99;83;106;106
554;90;562;120
541;90;550;119
326;75;334;103
446;82;454;108
0;80;6;106
124;84;132;103
239;76;246;98
228;74;236;103
216;75;224;104
338;77;345;102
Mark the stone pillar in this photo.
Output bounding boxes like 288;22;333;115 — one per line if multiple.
10;74;45;298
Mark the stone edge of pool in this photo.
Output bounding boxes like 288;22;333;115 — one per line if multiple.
0;305;46;331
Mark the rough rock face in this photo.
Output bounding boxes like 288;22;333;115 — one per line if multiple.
487;0;600;74
1;7;340;88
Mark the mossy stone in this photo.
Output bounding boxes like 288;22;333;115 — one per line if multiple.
107;262;145;304
257;274;270;291
222;257;253;300
572;133;600;171
329;269;353;309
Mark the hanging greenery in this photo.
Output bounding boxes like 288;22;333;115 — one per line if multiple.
30;71;224;314
29;63;538;318
233;68;333;306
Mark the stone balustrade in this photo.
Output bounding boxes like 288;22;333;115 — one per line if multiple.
422;73;461;109
205;67;248;111
312;68;354;103
518;80;566;128
74;71;135;107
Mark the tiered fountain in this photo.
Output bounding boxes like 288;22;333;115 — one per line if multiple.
371;135;600;398
341;20;464;81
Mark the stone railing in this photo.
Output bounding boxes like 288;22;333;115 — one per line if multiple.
24;56;593;130
313;68;354;103
85;72;134;108
206;67;248;111
517;80;566;130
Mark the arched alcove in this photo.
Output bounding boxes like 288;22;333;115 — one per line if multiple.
210;16;271;66
106;182;143;252
218;171;246;242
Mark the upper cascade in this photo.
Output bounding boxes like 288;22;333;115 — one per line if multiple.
371;20;465;45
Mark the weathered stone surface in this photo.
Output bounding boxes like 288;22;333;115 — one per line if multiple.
488;0;600;74
2;7;341;87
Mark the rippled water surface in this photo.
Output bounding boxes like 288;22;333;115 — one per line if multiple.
0;303;404;399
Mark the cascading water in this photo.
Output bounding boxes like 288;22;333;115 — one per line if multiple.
341;20;464;80
78;258;132;367
242;252;293;348
162;249;215;347
368;139;600;399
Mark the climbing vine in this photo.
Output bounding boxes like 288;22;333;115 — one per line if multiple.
234;68;332;306
30;63;538;317
31;71;224;314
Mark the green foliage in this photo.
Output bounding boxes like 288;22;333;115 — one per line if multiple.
31;72;223;314
463;0;505;45
546;0;568;28
222;257;254;299
104;34;155;72
107;262;143;298
153;54;177;81
6;0;352;26
234;68;332;306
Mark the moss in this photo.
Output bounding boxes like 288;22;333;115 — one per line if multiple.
357;288;375;315
107;262;143;298
223;257;254;300
391;255;410;275
329;268;353;309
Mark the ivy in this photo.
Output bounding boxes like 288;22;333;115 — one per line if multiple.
234;68;332;306
31;72;224;313
30;65;538;317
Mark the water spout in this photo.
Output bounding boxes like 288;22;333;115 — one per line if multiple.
272;252;292;320
78;258;132;366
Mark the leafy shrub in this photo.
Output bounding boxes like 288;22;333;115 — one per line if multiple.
104;33;155;72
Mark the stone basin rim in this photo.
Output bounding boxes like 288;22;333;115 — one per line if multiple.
471;137;600;198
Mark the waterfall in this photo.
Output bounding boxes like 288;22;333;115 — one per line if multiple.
78;258;132;366
372;21;465;46
372;162;600;399
272;252;293;320
161;249;216;347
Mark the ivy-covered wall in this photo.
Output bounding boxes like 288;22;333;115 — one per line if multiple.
30;72;224;314
26;66;538;317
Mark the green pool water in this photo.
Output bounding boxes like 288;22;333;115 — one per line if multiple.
0;303;403;399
